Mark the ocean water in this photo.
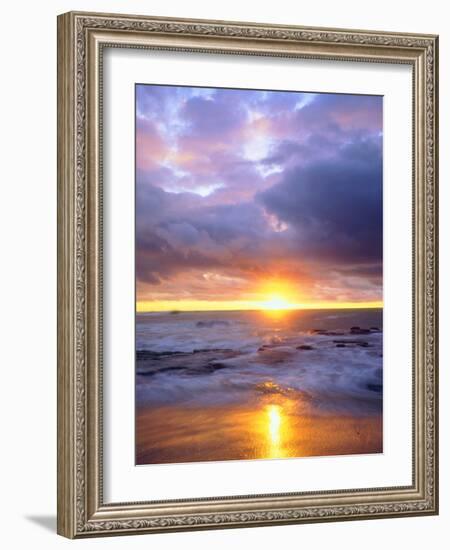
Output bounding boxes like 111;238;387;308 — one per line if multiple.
135;309;383;464
136;309;382;410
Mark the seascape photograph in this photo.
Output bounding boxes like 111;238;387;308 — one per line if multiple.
135;83;383;465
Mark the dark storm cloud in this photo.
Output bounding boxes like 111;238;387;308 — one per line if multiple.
257;136;382;265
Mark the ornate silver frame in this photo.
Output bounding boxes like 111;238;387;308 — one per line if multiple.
57;11;439;538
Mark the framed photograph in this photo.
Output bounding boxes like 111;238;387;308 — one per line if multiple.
57;11;439;538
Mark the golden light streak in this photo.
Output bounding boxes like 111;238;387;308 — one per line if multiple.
267;405;281;445
136;300;383;313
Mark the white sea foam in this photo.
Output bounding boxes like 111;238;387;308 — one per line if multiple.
136;309;383;414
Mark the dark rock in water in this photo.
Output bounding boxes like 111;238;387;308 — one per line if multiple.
333;340;370;348
350;327;371;334
192;347;233;354
257;348;294;365
184;362;229;375
370;326;382;332
137;365;185;376
207;362;228;371
335;343;346;348
296;344;314;350
311;329;344;336
136;350;184;360
136;348;242;376
258;344;277;351
367;383;383;393
258;342;286;351
196;320;230;328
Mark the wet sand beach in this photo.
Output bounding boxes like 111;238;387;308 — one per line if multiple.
136;400;382;465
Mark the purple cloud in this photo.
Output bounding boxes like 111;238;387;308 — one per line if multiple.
135;84;383;304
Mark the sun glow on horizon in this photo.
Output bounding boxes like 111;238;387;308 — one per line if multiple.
137;278;382;313
136;299;383;313
261;294;293;311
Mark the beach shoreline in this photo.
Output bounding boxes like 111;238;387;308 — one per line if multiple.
135;308;383;465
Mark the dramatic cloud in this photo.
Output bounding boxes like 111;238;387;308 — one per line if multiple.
135;84;383;307
257;137;383;264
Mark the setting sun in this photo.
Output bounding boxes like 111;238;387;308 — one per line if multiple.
258;279;298;311
261;294;292;310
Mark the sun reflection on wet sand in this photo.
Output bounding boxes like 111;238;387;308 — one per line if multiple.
257;396;303;459
136;393;382;465
268;405;281;443
267;404;282;457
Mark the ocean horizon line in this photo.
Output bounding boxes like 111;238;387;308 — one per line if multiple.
136;305;384;315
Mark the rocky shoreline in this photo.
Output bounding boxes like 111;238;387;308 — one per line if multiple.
136;326;383;384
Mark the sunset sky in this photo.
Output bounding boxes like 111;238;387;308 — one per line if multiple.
136;84;383;312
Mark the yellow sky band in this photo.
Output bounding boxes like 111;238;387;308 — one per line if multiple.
136;300;383;313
